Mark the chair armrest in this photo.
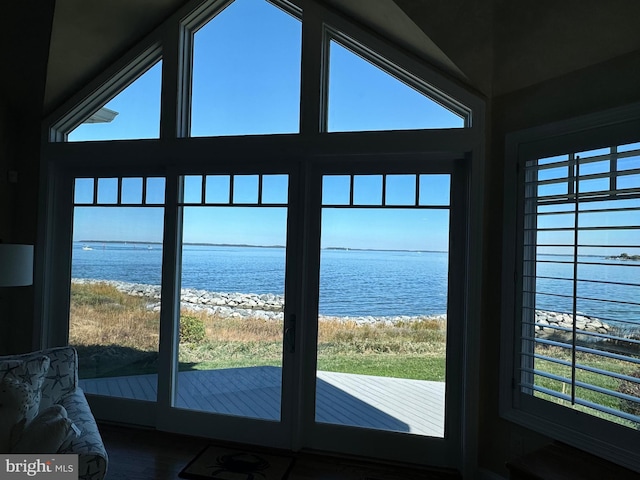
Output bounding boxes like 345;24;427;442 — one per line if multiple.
39;346;79;409
58;388;108;480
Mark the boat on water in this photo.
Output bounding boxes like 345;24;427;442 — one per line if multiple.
82;245;93;251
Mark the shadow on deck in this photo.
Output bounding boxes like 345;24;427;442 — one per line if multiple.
80;366;445;437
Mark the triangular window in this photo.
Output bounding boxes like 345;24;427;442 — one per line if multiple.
327;40;465;132
189;0;302;137
68;60;162;141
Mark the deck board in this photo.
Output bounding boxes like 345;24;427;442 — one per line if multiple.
80;367;445;437
316;371;445;436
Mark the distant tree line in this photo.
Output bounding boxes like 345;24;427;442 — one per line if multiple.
606;252;640;261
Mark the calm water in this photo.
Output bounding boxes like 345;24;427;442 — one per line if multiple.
71;242;448;316
71;243;639;322
535;254;640;325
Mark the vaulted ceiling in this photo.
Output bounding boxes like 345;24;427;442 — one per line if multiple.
44;0;640;115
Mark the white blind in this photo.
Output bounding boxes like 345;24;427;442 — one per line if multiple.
520;143;640;428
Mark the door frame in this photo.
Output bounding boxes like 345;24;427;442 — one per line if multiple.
292;154;469;467
40;136;480;470
155;160;303;449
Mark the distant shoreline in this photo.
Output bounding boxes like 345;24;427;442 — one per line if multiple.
323;247;446;253
605;253;640;261
76;240;446;253
78;240;284;249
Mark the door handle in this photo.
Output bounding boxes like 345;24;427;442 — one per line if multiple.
284;314;296;354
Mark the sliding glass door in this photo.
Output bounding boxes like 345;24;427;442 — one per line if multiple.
62;156;467;465
174;173;290;422
69;176;166;403
315;172;450;437
144;165;299;447
294;159;467;466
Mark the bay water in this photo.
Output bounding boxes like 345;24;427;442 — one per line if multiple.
71;243;638;323
72;242;448;316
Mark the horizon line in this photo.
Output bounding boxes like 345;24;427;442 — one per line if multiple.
77;240;447;253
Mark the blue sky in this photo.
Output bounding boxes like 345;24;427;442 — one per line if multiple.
67;0;639;255
69;0;462;251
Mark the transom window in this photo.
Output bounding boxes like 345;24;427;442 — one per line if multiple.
67;60;162;142
181;174;288;205
189;0;302;137
321;174;450;207
51;0;471;141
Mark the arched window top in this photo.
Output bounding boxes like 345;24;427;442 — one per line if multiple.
325;35;467;132
68;60;162;142
189;0;302;137
47;0;479;142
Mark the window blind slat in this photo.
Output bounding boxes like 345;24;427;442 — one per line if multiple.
524;352;640;384
520;368;640;410
522;384;640;424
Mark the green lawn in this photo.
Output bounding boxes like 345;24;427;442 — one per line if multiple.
317;354;445;380
70;282;638;429
533;345;640;429
183;353;446;381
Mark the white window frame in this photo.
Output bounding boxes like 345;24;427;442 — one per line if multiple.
500;102;640;473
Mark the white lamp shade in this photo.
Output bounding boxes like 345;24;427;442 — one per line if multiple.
0;244;34;287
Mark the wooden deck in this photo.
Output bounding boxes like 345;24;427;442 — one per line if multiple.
80;367;445;437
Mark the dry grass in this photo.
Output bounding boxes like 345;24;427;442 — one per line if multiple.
204;314;283;342
178;311;284;364
70;282;448;378
70;283;160;352
317;318;446;356
71;283;446;351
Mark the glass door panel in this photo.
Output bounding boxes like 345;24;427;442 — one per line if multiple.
316;173;451;437
70;176;165;402
175;174;289;421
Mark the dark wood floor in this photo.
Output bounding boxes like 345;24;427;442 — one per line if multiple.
99;423;461;480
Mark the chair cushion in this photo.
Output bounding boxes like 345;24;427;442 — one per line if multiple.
0;355;50;420
0;377;40;452
0;348;78;409
12;404;74;454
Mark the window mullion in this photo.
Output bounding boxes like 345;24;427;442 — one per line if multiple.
157;171;182;416
299;1;326;134
571;154;580;405
522;160;538;396
611;146;618;193
161;16;189;139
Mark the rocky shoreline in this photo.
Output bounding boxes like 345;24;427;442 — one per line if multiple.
72;278;446;325
534;310;612;336
73;278;627;334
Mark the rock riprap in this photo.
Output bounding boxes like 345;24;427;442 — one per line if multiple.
534;310;611;335
71;278;446;325
73;278;284;321
73;279;614;333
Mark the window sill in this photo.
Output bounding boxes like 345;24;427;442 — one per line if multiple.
506;441;638;480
